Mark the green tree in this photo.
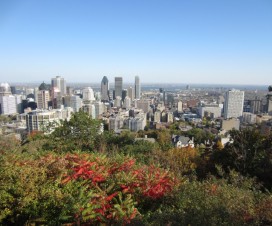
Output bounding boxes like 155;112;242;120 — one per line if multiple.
44;111;101;152
211;129;272;189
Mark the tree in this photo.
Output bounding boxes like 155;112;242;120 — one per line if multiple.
211;128;272;189
268;85;272;92
45;111;101;152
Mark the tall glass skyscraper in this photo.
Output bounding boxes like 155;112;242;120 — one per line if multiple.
135;75;141;99
101;76;109;101
114;77;123;99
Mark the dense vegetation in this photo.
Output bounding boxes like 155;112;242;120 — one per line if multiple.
1;111;272;225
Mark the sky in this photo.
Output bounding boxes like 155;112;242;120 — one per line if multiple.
0;0;272;85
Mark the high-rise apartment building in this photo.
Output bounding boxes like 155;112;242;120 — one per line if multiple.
224;89;244;119
135;76;141;99
114;77;123;99
51;76;66;97
0;83;17;115
101;76;109;101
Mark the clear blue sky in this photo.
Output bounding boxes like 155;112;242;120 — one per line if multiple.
0;0;271;85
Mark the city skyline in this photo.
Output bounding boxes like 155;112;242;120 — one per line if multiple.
0;0;272;85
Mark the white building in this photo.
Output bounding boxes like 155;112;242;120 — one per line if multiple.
51;76;66;97
114;96;122;108
0;83;16;115
123;96;131;109
224;89;244;119
70;95;82;112
127;86;135;101
109;110;146;132
82;87;95;103
109;115;124;131
82;104;96;119
198;104;222;119
0;95;16;115
128;116;146;132
177;101;183;113
94;101;105;119
22;108;73;133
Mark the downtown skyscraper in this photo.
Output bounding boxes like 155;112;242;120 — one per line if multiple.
114;77;123;99
101;76;109;101
135;76;141;99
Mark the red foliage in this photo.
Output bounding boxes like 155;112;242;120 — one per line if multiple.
61;153;178;223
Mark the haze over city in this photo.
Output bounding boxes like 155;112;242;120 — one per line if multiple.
1;0;271;85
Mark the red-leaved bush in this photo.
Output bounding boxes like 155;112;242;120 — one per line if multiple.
62;153;178;224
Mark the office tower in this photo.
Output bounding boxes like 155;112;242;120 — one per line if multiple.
82;87;95;103
224;89;244;119
37;90;50;109
114;77;123;99
0;83;16;115
135;76;141;99
122;89;127;101
51;76;66;97
127;86;134;101
101;76;109;101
